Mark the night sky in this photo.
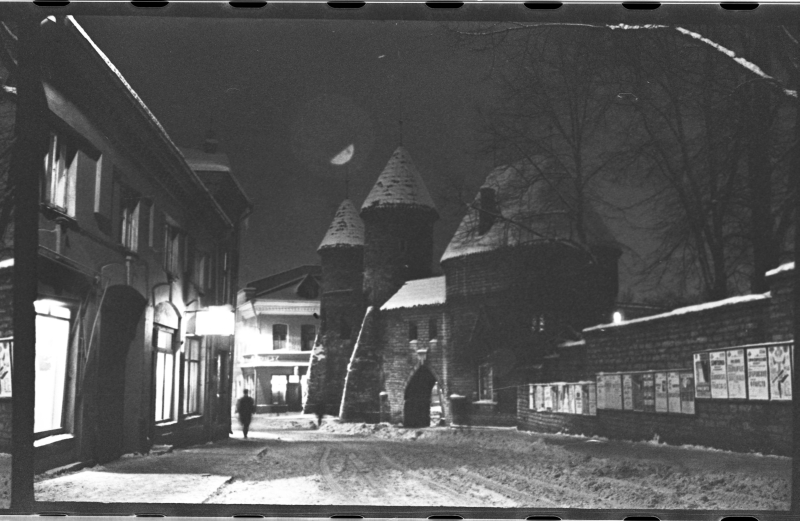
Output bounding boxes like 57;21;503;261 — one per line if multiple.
76;15;653;298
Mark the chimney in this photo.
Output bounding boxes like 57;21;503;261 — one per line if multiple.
202;129;219;154
478;187;497;235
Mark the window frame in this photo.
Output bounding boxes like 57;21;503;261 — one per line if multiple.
43;132;79;217
164;223;184;277
300;324;316;352
182;336;204;417
153;324;178;423
478;363;493;402
408;321;418;342
428;317;438;340
119;184;140;253
33;299;73;438
272;323;288;351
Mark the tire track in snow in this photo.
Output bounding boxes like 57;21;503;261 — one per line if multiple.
374;446;470;505
319;446;348;500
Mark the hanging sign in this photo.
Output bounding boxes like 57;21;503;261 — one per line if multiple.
623;374;633;410
693;352;712;399
642;372;655;412
655;372;668;412
725;349;747;399
679;372;695;414
747;347;770;400
768;344;792;401
596;375;607;409
710;351;729;399
667;371;682;412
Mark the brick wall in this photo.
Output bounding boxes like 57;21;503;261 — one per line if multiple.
517;265;795;456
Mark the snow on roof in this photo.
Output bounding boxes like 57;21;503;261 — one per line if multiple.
584;292;771;333
179;147;231;173
441;160;619;263
380;276;446;311
558;339;586;348
318;199;365;251
766;262;794;277
361;146;438;214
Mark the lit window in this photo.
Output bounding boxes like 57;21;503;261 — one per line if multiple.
301;325;316;351
273;324;288;350
34;300;71;434
429;318;438;340
43;133;78;216
154;324;177;422
271;375;287;404
532;314;546;333
478;363;493;401
408;322;418;341
183;337;204;416
120;186;140;252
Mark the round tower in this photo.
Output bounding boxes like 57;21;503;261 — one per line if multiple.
360;146;439;308
306;199;365;414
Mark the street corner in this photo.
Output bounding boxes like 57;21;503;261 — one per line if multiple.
35;471;233;503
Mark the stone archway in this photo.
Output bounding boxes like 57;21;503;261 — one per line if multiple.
403;365;437;428
96;285;147;464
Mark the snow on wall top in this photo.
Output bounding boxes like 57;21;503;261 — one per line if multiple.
766;262;794;277
179;147;231;173
381;276;446;311
318;199;365;251
584;292;771;333
441;160;619;263
361;146;438;214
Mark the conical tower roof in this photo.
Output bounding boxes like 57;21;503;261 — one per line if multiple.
360;146;438;215
318;199;365;251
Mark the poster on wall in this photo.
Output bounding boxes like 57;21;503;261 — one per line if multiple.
608;374;623;410
581;384;590;415
726;349;747;399
655;372;668;412
680;372;695;414
768;344;792;401
642;372;655;412
562;384;571;413
0;339;11;398
710;351;729;399
536;385;544;410
747;347;770;400
552;385;560;412
631;373;644;412
588;383;597;416
574;384;583;414
622;374;633;410
693;352;712;399
529;385;535;410
667;371;682;412
596;375;607;409
544;385;552;411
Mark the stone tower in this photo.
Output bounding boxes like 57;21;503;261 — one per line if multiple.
360;146;439;308
304;199;365;415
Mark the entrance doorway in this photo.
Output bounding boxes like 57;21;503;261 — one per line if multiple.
403;365;437;428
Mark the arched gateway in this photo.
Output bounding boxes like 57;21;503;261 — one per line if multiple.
403;365;437;428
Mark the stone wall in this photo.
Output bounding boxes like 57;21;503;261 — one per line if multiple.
339;307;382;422
517;265;795;456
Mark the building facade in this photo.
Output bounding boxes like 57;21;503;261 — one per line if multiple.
0;16;250;471
235;265;321;413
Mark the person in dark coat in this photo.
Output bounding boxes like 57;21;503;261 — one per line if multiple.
235;389;256;438
314;401;325;428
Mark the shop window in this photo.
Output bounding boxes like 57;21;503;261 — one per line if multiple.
478;363;493;402
154;324;177;422
34;300;71;434
408;321;418;341
119;185;140;252
43;132;78;217
273;324;288;350
301;325;316;351
183;337;204;416
429;318;438;340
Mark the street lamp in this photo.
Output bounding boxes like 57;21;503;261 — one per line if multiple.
195;305;235;336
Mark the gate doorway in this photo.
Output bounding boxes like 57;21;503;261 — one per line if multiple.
96;286;146;464
403;365;437;428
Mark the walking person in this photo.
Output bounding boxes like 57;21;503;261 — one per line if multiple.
236;389;256;439
314;401;325;428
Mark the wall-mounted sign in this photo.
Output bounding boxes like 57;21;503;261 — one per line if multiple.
694;352;712;399
680;373;695;414
747;347;769;400
668;371;681;413
725;349;747;399
0;339;11;398
655;372;668;412
710;351;729;399
607;374;623;410
623;374;633;410
642;372;655;412
768;344;792;401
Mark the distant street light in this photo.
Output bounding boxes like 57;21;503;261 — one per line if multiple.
612;311;624;324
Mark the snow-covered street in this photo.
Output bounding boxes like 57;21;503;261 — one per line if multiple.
25;414;790;510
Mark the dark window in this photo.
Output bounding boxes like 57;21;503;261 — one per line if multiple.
273;324;288;350
429;318;438;340
478;364;493;401
119;184;140;252
183;337;204;415
408;321;418;341
164;224;183;276
301;325;316;351
43;132;78;216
